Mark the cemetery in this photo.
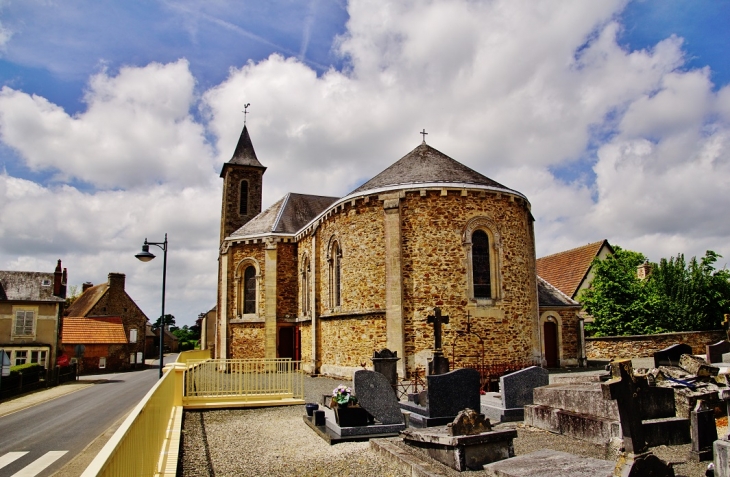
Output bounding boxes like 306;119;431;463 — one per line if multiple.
178;313;730;477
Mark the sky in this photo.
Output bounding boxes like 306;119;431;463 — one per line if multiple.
1;0;729;327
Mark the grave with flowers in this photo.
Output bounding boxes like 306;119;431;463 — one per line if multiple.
303;370;406;444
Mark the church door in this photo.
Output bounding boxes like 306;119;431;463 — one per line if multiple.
544;321;559;368
277;326;300;360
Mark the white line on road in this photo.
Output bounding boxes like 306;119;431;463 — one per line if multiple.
10;451;67;477
0;452;28;470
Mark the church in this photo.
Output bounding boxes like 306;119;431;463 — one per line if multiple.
215;124;582;378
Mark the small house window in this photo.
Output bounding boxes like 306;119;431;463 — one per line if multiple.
14;310;34;336
244;265;256;314
472;230;491;299
129;329;138;343
14;350;27;366
239;180;249;215
99;357;106;369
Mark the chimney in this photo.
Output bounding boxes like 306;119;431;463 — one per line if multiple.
54;259;63;297
108;273;126;291
60;268;68;299
82;282;94;292
637;261;652;280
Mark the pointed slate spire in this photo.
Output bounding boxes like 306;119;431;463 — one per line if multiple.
220;124;266;177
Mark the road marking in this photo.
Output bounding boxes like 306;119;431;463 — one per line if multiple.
10;451;68;477
0;452;28;470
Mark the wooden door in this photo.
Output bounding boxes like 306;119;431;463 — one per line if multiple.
544;321;559;368
278;326;295;359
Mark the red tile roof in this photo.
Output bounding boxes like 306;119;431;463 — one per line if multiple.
536;240;612;299
62;317;128;344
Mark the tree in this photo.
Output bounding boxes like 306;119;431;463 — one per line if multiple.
583;248;730;336
152;314;175;330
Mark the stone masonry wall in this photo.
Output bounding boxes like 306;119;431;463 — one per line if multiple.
318;314;387;376
227;243;266;319
557;309;580;364
399;190;538;371
585;330;725;360
220;167;263;241
276;241;298;319
230;323;266;358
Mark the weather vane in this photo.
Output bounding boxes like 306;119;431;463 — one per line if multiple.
243;103;251;125
420;129;428;144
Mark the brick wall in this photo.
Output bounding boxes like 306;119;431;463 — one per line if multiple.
585;330;725;360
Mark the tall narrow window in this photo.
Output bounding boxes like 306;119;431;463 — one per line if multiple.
330;242;342;308
472;230;491;299
301;256;310;315
244;265;256;314
239;180;249;215
14;310;34;336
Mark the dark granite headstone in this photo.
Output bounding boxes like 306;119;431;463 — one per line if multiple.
371;349;400;388
427;368;481;418
707;340;730;364
654;343;692;367
353;370;404;425
500;366;549;409
689;400;717;462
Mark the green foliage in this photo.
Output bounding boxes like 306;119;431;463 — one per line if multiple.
583;248;730;336
152;314;176;330
9;363;44;376
171;324;200;351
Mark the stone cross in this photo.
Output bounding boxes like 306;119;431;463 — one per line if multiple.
420;129;428;143
601;359;647;454
427;307;449;351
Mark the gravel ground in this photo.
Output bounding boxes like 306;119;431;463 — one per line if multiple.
179;374;715;477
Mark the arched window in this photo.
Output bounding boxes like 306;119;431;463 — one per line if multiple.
239;180;249;215
301;255;310;315
472;230;491;299
243;265;256;314
329;241;342;308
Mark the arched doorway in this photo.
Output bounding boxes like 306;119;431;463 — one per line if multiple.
544;320;559;368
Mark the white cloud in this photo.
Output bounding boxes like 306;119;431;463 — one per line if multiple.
2;0;730;323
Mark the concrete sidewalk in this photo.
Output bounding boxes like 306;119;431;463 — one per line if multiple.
0;380;95;418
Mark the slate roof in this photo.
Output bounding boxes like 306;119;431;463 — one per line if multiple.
537;276;580;307
348;142;521;197
0;271;64;302
65;283;108;317
230;193;339;238
62;317;128;344
536;240;612;299
220;124;266;177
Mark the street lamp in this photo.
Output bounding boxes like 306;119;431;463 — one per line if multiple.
135;233;168;379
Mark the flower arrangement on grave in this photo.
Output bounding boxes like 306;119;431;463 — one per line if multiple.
331;384;358;408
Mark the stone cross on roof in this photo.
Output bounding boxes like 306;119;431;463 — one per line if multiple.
427;307;449;351
420;129;428;144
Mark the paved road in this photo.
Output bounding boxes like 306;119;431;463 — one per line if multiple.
0;354;177;477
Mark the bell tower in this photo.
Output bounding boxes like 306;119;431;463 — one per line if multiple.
219;124;266;242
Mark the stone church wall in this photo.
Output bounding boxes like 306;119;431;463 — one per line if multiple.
318;314;387;377
230;322;265;358
276;241;298;319
399;190;538;371
227;243;266;319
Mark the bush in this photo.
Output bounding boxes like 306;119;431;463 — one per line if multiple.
9;363;44;377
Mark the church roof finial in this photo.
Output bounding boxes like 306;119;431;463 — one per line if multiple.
243;103;250;126
420;129;428;144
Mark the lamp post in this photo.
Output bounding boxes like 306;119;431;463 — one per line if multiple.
135;233;168;379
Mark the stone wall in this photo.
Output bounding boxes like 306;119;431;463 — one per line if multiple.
276;242;298;319
399;190;538;371
220;167;263;242
585;330;725;360
229;323;266;358
318;314;387;378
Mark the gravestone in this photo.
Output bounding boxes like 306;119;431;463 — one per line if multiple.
601;359;675;477
353;369;404;425
371;349;400;390
399;368;481;427
707;340;730;364
653;343;692;367
482;366;549;422
714;389;730;477
427;307;450;375
689;400;716;462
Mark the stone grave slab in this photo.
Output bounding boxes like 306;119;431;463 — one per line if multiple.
654;343;692;367
353;369;404;425
707;340;730;364
482;449;613;477
482;366;548;422
399;368;480;427
303;404;404;445
401;409;516;471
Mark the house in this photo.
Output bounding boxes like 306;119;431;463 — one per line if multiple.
216;125;583;376
145;323;179;358
64;273;148;370
61;317;129;373
197;306;216;352
0;260;67;368
536;240;614;302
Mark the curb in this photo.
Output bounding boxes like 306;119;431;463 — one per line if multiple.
369;438;450;477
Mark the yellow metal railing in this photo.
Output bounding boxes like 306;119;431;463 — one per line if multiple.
81;364;184;477
183;358;305;408
175;349;211;364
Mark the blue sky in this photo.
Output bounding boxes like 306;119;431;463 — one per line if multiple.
1;0;729;326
